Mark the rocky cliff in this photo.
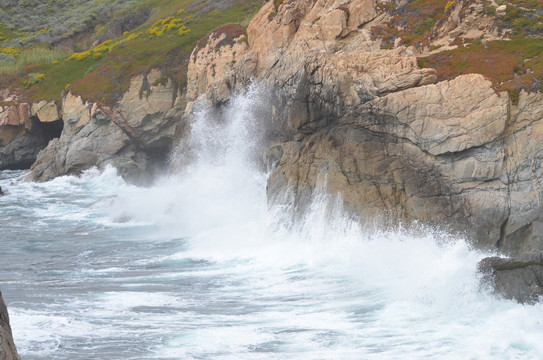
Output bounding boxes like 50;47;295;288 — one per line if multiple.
2;0;543;302
0;91;63;170
185;0;543;299
26;69;185;184
0;291;19;360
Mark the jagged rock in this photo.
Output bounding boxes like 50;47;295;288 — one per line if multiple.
478;253;543;304
31;100;60;123
187;24;249;104
0;103;61;170
0;290;20;360
186;0;543;255
27;70;183;184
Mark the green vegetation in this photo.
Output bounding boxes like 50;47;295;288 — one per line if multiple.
0;0;262;104
0;21;19;43
417;0;543;104
0;0;146;46
371;0;453;48
419;38;543;103
371;0;543;103
0;46;65;74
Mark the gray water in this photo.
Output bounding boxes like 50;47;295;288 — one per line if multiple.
1;89;543;359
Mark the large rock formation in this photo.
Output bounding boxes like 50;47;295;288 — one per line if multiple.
186;0;534;253
2;0;540;303
0;291;19;360
185;0;543;299
27;69;184;184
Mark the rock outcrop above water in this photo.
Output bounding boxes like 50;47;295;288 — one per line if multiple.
0;99;63;170
0;291;19;360
186;0;543;258
182;0;543;307
2;0;542;303
27;69;184;184
478;253;543;304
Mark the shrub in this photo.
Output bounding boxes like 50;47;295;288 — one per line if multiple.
444;1;455;13
0;47;21;57
484;5;496;15
237;35;248;44
24;72;46;87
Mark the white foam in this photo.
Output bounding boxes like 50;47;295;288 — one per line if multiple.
4;85;543;359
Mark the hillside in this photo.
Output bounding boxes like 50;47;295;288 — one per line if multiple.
0;0;261;105
370;0;543;102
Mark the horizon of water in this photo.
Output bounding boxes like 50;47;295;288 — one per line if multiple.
1;86;543;359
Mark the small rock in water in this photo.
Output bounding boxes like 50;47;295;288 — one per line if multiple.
113;213;132;223
478;253;543;304
0;186;4;196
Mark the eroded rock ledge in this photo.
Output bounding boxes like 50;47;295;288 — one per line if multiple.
183;0;543;302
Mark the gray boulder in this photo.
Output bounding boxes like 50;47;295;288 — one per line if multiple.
478;253;543;304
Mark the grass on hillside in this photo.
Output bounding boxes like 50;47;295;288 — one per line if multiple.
0;0;145;46
371;0;453;49
418;37;543;103
417;1;543;103
370;0;543;103
1;0;261;105
0;46;66;74
0;22;19;43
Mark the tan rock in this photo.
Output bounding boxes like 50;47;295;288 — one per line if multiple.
62;92;91;131
0;106;21;127
31;100;59;123
187;26;249;102
360;74;508;156
318;9;347;40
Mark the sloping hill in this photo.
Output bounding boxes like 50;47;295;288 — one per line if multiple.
0;0;261;105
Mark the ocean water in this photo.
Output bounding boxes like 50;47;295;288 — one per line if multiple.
1;88;543;359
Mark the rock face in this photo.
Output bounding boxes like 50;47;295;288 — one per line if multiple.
187;24;250;106
478;253;543;304
27;69;183;184
186;0;543;259
31;100;60;123
0;102;63;170
0;291;19;360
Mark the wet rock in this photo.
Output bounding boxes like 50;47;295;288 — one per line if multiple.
185;0;543;254
0;290;20;360
478;253;543;304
